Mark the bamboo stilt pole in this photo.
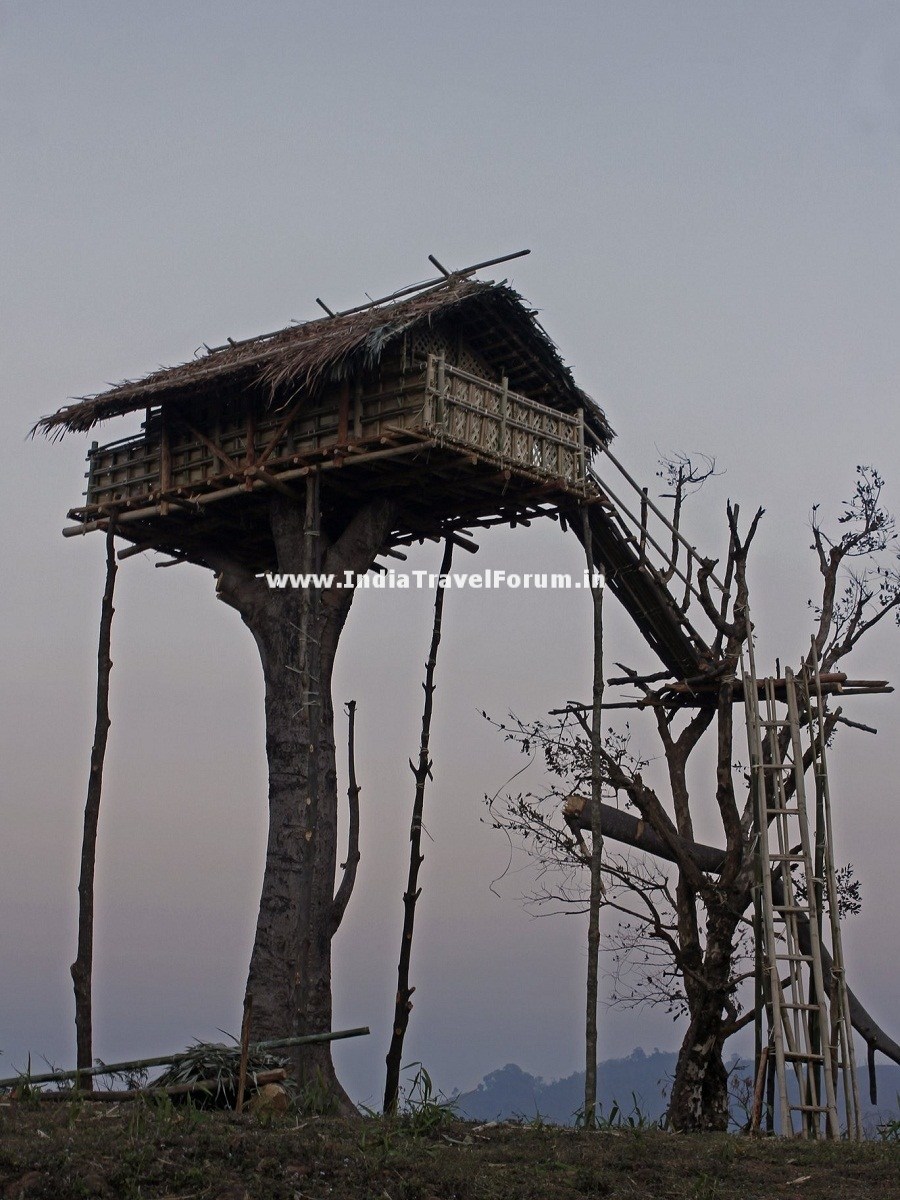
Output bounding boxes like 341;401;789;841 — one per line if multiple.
71;517;118;1092
580;509;605;1126
383;539;454;1115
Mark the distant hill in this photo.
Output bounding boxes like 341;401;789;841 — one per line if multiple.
454;1047;900;1133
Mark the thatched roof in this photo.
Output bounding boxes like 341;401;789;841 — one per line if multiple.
34;276;612;441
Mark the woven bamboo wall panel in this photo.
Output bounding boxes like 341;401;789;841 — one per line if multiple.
83;355;584;509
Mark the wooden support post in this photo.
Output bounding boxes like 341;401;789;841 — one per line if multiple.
383;539;454;1115
71;517;119;1092
751;1045;770;1133
436;356;446;427
246;404;256;466
337;379;350;447
353;378;363;440
500;375;509;459
580;506;604;1126
159;408;172;515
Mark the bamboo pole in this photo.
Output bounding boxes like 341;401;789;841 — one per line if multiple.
750;1046;770;1133
0;1028;370;1090
383;539;454;1115
580;508;605;1126
71;517;118;1092
35;1068;287;1103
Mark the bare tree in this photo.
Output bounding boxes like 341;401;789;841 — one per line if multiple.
488;466;900;1131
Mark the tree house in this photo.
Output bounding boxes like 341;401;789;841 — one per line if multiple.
33;263;900;1128
36;264;725;1104
42;277;608;569
39;273;719;679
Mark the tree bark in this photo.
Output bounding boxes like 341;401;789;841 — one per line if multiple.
71;518;118;1091
383;539;454;1114
665;900;740;1130
211;487;396;1111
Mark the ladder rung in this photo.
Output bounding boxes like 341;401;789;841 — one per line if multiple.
774;904;812;913
766;807;801;815
782;1003;821;1012
775;953;814;962
791;1104;831;1112
784;1053;826;1062
768;853;805;861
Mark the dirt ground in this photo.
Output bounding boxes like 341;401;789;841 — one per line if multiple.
1;1100;899;1200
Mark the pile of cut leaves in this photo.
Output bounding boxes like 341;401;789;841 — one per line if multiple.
152;1038;291;1108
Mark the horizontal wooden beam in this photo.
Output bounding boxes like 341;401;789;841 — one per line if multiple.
34;1068;287;1103
0;1027;370;1089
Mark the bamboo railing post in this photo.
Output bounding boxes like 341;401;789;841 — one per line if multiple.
500;376;509;458
159;407;171;515
383;539;454;1115
71;516;118;1092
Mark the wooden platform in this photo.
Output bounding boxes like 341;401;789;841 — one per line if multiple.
64;356;719;681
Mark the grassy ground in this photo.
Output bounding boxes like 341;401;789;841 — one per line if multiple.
1;1099;898;1200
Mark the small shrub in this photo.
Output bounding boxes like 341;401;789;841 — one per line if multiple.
397;1063;457;1137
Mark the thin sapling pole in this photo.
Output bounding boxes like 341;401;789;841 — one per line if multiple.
383;538;454;1115
234;993;253;1114
580;507;605;1126
71;517;118;1091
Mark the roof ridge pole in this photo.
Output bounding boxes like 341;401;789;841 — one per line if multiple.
326;250;531;321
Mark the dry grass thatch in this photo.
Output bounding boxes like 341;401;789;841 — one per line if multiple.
33;276;611;441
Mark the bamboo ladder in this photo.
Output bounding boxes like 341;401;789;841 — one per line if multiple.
743;643;863;1138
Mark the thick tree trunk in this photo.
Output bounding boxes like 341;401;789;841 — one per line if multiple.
666;906;739;1131
247;590;341;1093
211;488;396;1111
667;999;731;1131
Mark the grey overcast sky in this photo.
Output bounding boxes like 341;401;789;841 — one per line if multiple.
3;1;900;1105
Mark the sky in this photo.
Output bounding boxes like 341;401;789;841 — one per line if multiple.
2;1;900;1107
